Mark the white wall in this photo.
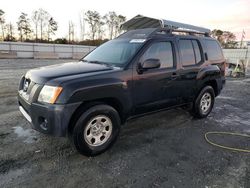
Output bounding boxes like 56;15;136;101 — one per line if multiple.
1;41;249;63
223;48;250;64
0;42;96;59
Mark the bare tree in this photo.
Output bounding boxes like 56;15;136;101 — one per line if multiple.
97;20;104;39
6;22;15;41
79;11;86;41
68;21;75;43
32;10;39;41
104;11;117;39
114;15;126;37
0;9;5;40
17;12;32;41
40;9;50;41
47;17;58;41
34;9;50;41
85;10;103;40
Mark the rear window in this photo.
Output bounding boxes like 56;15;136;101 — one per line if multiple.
205;40;223;60
192;40;202;63
179;39;202;66
179;40;195;66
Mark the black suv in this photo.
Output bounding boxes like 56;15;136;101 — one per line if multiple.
18;15;225;156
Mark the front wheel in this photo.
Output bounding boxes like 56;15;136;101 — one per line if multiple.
192;86;215;118
72;104;121;156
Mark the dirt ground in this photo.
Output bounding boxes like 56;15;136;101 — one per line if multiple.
0;59;249;188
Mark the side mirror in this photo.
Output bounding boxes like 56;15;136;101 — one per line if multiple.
141;58;161;71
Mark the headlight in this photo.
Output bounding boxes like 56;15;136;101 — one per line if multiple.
38;85;63;104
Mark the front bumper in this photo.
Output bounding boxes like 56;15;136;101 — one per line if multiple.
18;93;81;137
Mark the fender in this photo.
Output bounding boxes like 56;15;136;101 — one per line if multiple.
196;65;224;96
57;76;133;116
196;65;220;80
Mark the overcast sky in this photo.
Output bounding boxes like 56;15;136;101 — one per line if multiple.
1;0;250;40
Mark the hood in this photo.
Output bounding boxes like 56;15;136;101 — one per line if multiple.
25;61;113;84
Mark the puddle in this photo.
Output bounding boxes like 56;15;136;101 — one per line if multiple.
13;126;39;143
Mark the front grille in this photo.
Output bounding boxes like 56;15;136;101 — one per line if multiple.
20;77;36;95
23;78;30;92
19;76;38;102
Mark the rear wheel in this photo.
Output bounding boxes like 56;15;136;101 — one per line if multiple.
192;86;215;118
72;104;121;156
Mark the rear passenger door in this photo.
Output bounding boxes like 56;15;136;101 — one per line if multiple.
177;38;204;102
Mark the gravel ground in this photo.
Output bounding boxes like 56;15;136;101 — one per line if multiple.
0;59;250;188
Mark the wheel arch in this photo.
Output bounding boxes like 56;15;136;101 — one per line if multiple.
204;79;219;96
68;97;126;135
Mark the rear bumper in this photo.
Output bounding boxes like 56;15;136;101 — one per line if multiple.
18;93;81;137
222;77;226;86
216;77;226;96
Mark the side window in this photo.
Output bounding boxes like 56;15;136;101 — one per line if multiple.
179;40;196;66
141;41;174;68
192;40;202;63
205;40;223;60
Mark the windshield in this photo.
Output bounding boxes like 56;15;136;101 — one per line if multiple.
83;39;144;66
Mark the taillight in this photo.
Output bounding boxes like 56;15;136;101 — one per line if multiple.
214;62;226;76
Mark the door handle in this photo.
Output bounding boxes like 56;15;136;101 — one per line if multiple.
171;72;179;79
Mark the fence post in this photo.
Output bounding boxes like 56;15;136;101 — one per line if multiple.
32;43;34;58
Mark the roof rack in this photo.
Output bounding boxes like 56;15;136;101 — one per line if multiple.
121;15;211;36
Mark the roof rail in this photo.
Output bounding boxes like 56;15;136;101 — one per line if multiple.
153;28;210;37
121;15;211;35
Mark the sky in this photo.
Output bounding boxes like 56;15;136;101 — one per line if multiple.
1;0;250;40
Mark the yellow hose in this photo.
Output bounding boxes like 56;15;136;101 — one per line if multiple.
204;132;250;153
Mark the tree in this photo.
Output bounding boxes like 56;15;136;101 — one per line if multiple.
85;10;103;40
211;29;223;44
32;9;50;41
68;21;75;43
39;9;50;41
0;9;5;41
211;29;237;49
104;11;117;39
222;31;236;48
97;20;104;39
32;10;39;41
54;38;67;44
5;22;15;41
17;12;32;41
114;15;126;37
79;11;86;40
103;12;126;39
47;17;58;41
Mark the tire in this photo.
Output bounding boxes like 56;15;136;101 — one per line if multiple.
72;104;121;156
192;86;215;118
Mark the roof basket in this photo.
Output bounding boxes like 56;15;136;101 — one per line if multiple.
121;15;211;36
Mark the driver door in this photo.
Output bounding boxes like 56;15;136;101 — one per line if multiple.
132;39;180;115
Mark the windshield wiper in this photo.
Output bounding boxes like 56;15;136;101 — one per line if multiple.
82;59;115;67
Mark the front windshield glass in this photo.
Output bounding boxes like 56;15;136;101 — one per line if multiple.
83;39;144;66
